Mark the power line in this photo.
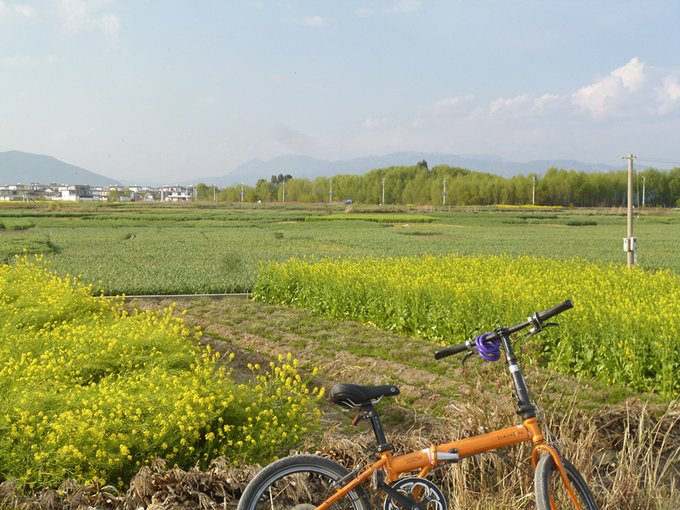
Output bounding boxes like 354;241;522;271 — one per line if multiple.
635;156;680;167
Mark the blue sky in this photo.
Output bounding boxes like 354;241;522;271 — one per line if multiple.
2;1;680;183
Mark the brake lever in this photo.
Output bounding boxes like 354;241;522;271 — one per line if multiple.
528;322;559;335
461;352;475;366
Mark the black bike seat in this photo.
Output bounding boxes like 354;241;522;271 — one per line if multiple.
329;383;400;408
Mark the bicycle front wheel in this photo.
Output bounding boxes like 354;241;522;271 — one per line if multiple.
237;454;371;510
535;454;598;510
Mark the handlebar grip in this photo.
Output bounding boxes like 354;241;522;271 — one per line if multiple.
537;299;574;322
435;343;469;360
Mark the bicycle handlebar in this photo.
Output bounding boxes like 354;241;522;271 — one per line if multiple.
434;342;470;360
434;299;574;360
536;299;573;322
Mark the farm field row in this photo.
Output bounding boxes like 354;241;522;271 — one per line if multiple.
1;203;679;295
254;254;680;397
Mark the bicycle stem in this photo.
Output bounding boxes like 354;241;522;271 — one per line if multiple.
500;330;536;420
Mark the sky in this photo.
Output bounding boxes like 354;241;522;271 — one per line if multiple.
2;0;680;183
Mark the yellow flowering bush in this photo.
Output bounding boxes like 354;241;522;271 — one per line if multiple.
0;256;321;488
254;255;680;397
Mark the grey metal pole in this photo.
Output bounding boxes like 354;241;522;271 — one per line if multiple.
382;177;385;205
443;178;447;206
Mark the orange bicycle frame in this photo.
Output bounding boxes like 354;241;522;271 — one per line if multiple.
316;416;581;510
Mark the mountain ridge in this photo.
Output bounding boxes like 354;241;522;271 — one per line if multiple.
0;151;120;186
1;150;625;187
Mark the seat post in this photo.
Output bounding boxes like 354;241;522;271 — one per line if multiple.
364;404;393;452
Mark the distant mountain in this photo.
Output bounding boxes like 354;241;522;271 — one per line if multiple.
191;152;622;187
1;150;626;188
0;151;119;186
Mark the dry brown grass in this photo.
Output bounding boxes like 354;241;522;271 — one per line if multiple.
1;399;674;510
2;297;673;509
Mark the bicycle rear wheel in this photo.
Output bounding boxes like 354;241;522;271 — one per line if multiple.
237;454;371;510
535;454;598;510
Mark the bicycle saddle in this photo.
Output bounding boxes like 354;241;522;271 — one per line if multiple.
329;383;400;408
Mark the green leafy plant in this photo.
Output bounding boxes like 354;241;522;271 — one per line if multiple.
0;256;322;488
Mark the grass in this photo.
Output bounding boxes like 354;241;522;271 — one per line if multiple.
0;274;675;507
1;202;678;508
133;295;679;510
0;203;679;295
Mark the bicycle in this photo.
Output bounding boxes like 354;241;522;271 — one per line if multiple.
237;299;598;510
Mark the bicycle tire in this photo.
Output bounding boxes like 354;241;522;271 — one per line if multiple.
237;454;371;510
535;454;598;510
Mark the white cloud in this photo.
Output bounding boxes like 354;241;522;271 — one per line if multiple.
57;0;120;43
530;93;563;115
613;57;647;91
444;57;680;122
424;59;680;127
657;77;680;114
489;94;531;115
571;57;647;118
295;15;328;27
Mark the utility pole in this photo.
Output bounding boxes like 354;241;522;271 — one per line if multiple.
532;175;536;205
329;179;333;204
240;184;244;203
623;154;637;268
282;178;285;203
381;177;385;206
442;178;447;206
641;175;646;208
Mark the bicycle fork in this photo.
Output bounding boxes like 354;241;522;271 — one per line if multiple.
501;333;584;510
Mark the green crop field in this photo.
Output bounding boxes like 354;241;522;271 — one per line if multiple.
1;201;678;508
1;202;679;295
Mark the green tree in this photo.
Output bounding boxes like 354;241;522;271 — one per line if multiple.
107;188;122;202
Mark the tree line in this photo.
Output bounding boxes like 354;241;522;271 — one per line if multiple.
195;162;680;208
